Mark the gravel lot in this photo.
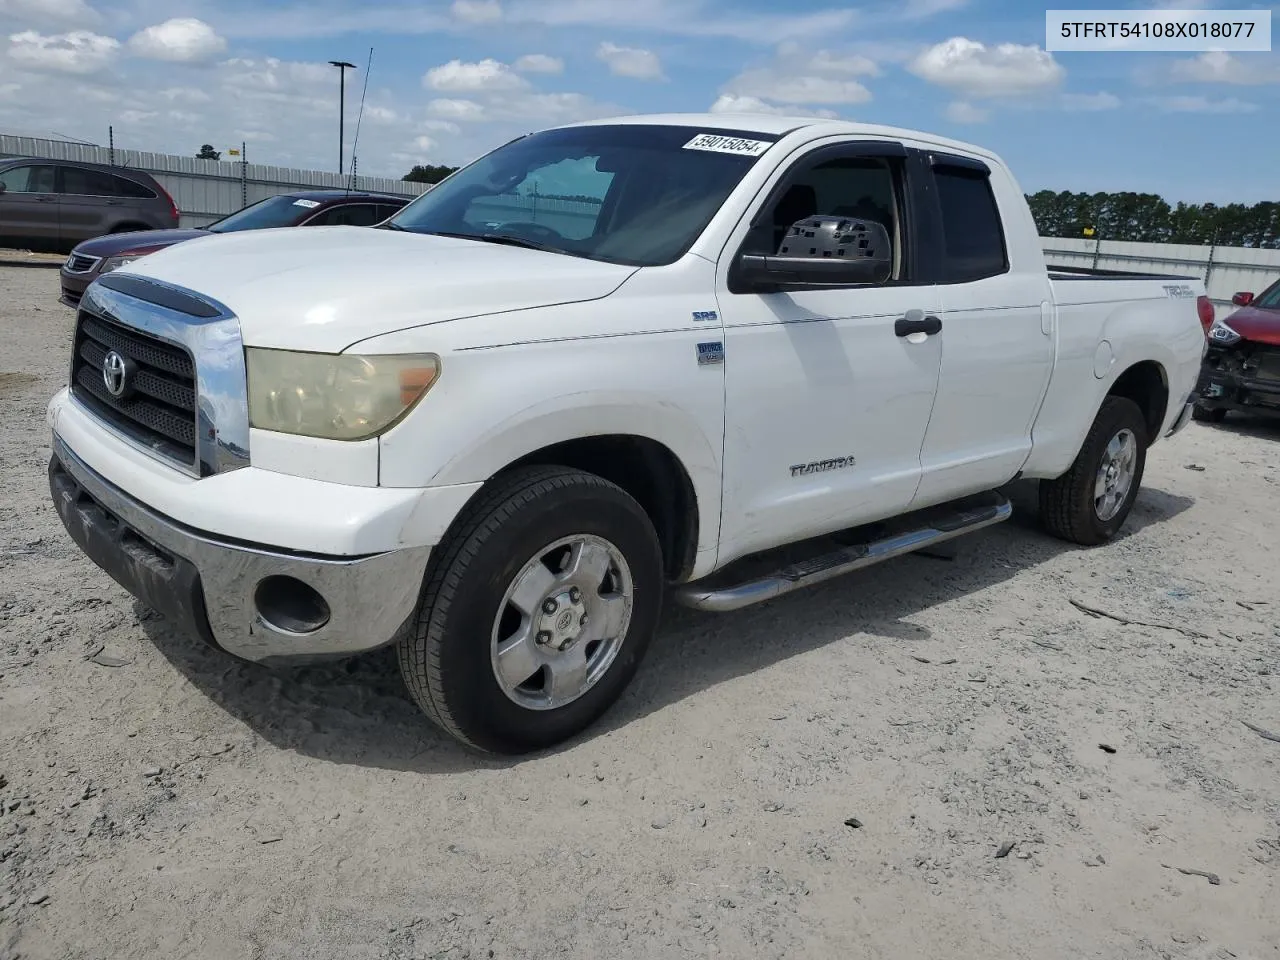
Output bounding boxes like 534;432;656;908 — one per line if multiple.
2;264;1278;960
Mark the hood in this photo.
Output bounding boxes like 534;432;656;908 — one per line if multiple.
73;228;211;258
1222;304;1280;347
118;226;639;352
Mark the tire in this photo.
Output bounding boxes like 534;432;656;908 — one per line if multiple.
397;465;664;755
1192;404;1227;424
1039;396;1148;546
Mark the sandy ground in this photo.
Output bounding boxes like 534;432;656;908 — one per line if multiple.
1;264;1277;960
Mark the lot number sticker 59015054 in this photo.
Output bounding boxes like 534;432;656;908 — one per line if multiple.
683;133;772;156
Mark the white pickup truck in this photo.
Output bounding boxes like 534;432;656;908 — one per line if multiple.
46;113;1208;754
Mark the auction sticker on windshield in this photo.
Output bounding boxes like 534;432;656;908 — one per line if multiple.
683;134;773;156
293;199;321;208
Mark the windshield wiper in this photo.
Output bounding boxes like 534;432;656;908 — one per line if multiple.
377;220;408;231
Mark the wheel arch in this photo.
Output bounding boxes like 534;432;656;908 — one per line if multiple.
1106;359;1168;444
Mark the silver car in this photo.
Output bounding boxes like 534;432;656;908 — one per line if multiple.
0;157;180;252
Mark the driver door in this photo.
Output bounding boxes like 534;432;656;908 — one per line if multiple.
715;141;943;566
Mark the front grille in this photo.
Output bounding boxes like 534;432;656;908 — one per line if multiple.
70;310;198;470
66;254;98;273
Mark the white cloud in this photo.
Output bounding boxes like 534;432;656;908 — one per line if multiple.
728;71;872;105
1151;95;1257;113
424;57;528;92
708;94;838;118
419;119;461;134
595;41;664;80
902;0;968;19
7;29;119;74
1170;51;1280;85
364;105;398;124
451;0;502;22
1061;91;1120;111
720;45;877;108
426;97;486;120
128;19;226;63
514;53;563;74
909;37;1064;98
945;100;988;123
709;94;791;116
157;86;213;104
0;0;98;25
414;135;436;151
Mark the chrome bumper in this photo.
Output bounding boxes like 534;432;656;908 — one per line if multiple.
49;435;431;665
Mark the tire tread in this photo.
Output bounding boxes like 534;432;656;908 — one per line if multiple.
397;465;638;750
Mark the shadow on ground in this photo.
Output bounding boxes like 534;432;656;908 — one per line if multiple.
141;480;1195;774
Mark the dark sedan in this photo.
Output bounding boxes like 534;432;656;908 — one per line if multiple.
59;189;411;307
1194;279;1280;422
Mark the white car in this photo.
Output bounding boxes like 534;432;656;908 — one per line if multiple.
46;113;1208;754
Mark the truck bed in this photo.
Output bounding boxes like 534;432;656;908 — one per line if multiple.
1047;265;1200;282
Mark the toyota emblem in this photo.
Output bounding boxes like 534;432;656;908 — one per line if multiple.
102;350;129;398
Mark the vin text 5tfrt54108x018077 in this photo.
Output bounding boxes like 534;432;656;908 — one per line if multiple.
46;113;1207;754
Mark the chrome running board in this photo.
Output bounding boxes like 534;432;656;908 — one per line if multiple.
674;493;1012;613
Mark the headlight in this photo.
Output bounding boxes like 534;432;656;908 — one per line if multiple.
1207;318;1242;345
100;255;141;274
246;349;441;441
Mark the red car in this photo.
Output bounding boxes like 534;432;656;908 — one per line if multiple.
59;189;410;308
1194;279;1280;422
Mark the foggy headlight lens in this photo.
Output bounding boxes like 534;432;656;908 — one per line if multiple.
246;348;441;441
100;255;141;274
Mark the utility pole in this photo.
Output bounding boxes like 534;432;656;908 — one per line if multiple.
328;60;357;176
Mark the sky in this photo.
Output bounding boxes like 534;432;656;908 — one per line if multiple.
0;0;1277;203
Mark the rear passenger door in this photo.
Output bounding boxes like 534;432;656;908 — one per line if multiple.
58;166;126;243
912;152;1054;508
0;164;60;245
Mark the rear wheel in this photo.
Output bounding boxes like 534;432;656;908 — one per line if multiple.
397;466;664;754
1039;396;1148;546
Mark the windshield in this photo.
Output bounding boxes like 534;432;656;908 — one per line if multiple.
386;124;780;266
207;195;317;233
1253;279;1280;310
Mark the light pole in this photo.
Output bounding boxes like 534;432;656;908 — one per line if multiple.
329;60;357;176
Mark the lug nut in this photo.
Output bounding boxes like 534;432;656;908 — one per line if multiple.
542;598;559;614
535;630;552;645
579;613;589;626
568;587;582;604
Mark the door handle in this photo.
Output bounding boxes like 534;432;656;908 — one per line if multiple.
35;196;56;203
895;314;942;337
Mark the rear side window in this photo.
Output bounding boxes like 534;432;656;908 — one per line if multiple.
934;165;1008;282
61;167;120;197
375;203;403;220
113;176;155;199
308;204;381;227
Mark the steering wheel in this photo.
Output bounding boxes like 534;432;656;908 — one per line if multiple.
492;220;566;244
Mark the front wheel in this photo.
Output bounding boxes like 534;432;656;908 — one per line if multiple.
398;466;664;754
1039;396;1148;546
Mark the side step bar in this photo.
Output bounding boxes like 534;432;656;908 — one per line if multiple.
674;494;1012;613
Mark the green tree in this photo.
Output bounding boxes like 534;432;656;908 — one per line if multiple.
196;144;221;161
1026;191;1279;249
404;164;458;185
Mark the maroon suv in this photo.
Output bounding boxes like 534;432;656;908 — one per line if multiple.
59;189;410;307
1194;279;1280;422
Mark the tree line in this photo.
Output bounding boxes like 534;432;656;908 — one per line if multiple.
1026;190;1280;248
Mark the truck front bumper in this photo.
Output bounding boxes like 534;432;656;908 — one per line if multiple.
49;436;432;665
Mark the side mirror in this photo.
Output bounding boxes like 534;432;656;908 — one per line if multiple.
738;216;892;290
1232;291;1254;306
